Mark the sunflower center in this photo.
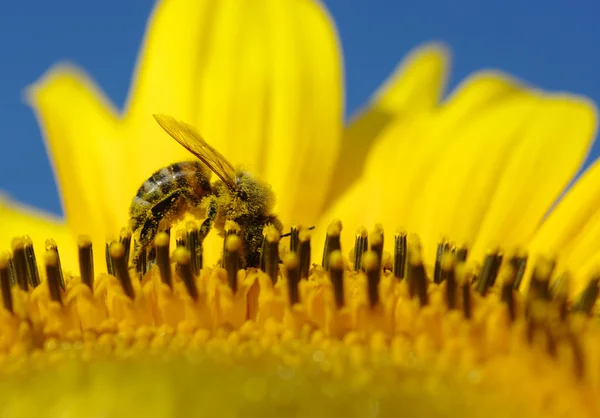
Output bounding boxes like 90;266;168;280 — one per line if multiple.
0;221;598;417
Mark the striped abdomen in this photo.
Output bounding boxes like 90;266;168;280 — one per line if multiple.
130;161;212;248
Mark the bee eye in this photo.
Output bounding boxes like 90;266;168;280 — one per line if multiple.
238;190;249;200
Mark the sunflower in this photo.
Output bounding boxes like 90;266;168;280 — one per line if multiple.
0;0;599;416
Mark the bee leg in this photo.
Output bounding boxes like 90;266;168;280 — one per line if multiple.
242;214;284;268
140;217;160;249
137;189;197;251
198;199;218;241
131;216;159;272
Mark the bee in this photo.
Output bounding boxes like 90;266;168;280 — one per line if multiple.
129;114;283;268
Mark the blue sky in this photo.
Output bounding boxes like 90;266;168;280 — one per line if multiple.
0;0;599;217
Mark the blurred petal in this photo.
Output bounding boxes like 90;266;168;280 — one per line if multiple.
317;71;595;269
529;151;600;259
0;195;77;273
325;43;449;207
374;43;449;114
357;73;526;263
469;94;596;264
25;66;125;242
125;0;343;226
524;98;600;294
411;89;538;264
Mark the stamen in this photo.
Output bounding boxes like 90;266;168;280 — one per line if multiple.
363;251;380;308
407;233;422;256
0;252;13;313
353;226;368;271
169;230;186;278
224;235;242;293
373;223;384;240
499;266;516;322
155;232;172;289
433;240;446;284
476;250;502;295
283;253;300;305
381;251;393;272
369;227;384;269
119;227;132;266
109;243;135;299
440;251;455;284
444;241;452;253
133;240;147;275
221;221;240;269
158;219;171;236
408;250;428;307
11;238;29;291
567;331;585;380
528;258;553;301
551;272;570;321
23;236;40;288
185;221;202;277
7;256;16;286
509;250;528;290
393;229;407;280
175;228;186;248
297;229;311;280
321;220;342;270
546;326;557;358
44;250;62;304
329;250;344;309
572;277;599;315
105;241;116;276
456;245;468;262
281;226;315;239
45;239;65;290
263;227;280;284
441;253;456;310
78;236;94;290
147;246;157;272
259;230;267;272
173;247;198;301
456;264;471;319
526;300;547;346
289;225;299;253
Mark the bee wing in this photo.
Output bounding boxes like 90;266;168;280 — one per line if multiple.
153;114;237;189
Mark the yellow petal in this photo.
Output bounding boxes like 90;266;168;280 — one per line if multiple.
358;73;526;259
316;111;432;260
411;89;539;264
260;0;343;225
125;0;343;226
124;0;215;124
374;43;449;113
26;66;125;243
320;72;589;268
560;212;600;297
530;150;600;256
324;43;449;207
0;195;77;274
469;94;597;264
524;97;599;293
